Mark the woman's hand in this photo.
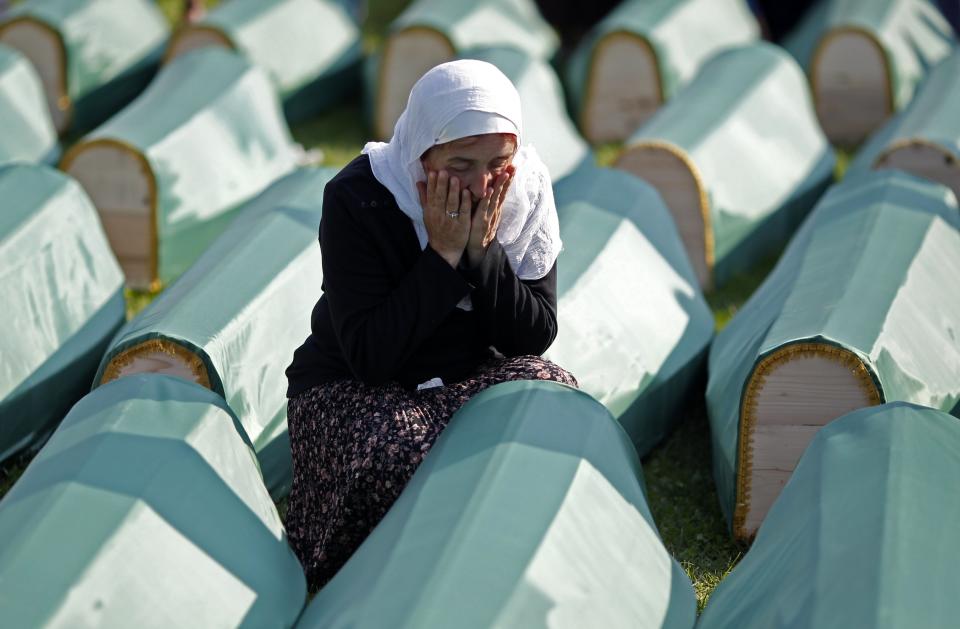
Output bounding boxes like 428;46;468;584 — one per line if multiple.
466;165;514;267
418;170;471;268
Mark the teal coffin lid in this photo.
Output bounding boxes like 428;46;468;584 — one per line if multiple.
706;170;960;539
298;380;696;628
783;0;954;146
0;43;58;166
0;164;124;464
617;42;835;289
848;47;960;203
0;0;169;135
0;374;306;627
566;0;759;143
545;165;714;456
165;0;363;123
61;47;298;289
94;167;336;498
699;402;960;629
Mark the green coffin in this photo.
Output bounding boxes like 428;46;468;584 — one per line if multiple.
464;47;591;183
566;0;759;144
544;165;714;456
93;168;335;498
847;47;960;203
0;0;169;135
0;164;124;464
0;374;306;627
0;44;57;165
165;0;363;124
297;381;696;628
706;170;960;540
61;47;299;290
784;0;954;147
370;0;558;139
699;402;960;629
616;42;836;290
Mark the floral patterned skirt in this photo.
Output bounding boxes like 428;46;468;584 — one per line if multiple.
285;355;578;591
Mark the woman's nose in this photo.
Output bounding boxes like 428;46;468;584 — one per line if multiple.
469;172;494;199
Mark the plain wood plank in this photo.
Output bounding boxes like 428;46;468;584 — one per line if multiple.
814;30;890;146
0;20;69;132
584;32;660;143
377;28;454;139
616;145;710;287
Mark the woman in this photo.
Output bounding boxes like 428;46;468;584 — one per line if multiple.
284;60;577;590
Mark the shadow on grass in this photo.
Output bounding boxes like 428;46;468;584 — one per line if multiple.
644;242;782;611
705;251;780;331
0;454;30;501
292;104;370;168
642;396;748;613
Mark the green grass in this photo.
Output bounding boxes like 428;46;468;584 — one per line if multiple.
642;244;777;611
154;0;222;25
125;287;164;319
594;142;624;167
644;404;748;611
705;253;780;330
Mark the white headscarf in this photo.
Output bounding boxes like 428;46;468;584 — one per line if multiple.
362;59;561;281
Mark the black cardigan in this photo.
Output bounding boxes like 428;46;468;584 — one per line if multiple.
285;155;558;396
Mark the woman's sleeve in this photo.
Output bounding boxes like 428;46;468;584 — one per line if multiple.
321;183;471;385
460;241;559;357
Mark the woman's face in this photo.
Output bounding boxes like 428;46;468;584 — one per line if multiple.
421;133;517;210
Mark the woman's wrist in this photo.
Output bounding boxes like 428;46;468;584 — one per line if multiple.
430;242;463;268
465;243;488;269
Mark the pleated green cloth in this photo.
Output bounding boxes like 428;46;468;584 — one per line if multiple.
0;374;306;628
0;0;169;134
94;168;335;498
786;0;954;109
699;402;960;629
566;0;759;142
63;47;298;287
848;47;960;201
545;165;714;456
784;0;954;145
96;168;336;497
297;381;696;629
0;44;57;166
707;170;960;538
619;42;835;289
0;164;124;464
167;0;363;123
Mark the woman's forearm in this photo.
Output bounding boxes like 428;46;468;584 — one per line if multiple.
329;247;470;385
461;241;558;356
321;188;471;384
